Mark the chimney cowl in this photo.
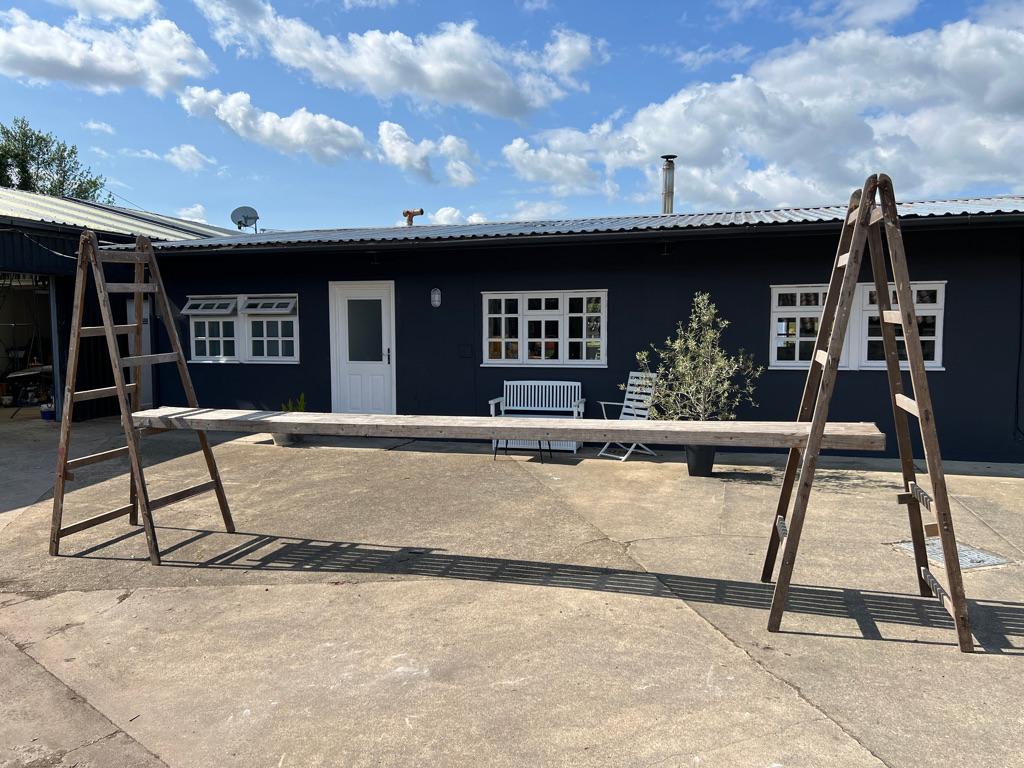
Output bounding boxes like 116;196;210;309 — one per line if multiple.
402;208;424;226
660;154;677;215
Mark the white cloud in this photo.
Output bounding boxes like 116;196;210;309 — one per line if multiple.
179;87;368;162
45;0;160;20
0;9;211;96
177;203;208;223
427;206;486;225
511;200;567;220
90;146;110;157
793;0;920;29
520;0;550;10
713;0;766;23
672;43;751;71
343;0;398;8
165;144;216;173
506;16;1024;209
82;119;114;134
193;0;606;117
502;137;603;196
377;122;477;186
120;144;216;173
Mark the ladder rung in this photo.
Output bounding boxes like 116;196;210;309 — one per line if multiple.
105;282;157;293
775;515;789;540
66;445;130;471
920;566;959;622
98;251;150;264
138;426;169;437
814;349;829;367
895;393;919;417
120;352;180;367
80;323;140;338
59;503;133;536
908;480;932;512
870;207;884;225
881;310;902;324
72;383;137;402
149;480;217;511
924;523;940;537
836;252;850;268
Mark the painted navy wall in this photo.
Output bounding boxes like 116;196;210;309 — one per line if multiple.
152;221;1024;461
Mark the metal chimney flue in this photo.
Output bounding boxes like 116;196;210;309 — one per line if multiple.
660;154;677;214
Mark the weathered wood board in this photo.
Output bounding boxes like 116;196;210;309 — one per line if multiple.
131;406;885;451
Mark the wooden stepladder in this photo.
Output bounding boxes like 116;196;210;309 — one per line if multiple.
49;231;234;565
761;174;974;652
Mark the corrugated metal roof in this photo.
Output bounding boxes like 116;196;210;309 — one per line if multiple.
0;187;235;241
131;194;1024;252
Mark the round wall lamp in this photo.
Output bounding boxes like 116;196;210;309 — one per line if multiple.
430;287;442;308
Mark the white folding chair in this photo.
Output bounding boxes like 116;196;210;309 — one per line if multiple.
597;371;658;461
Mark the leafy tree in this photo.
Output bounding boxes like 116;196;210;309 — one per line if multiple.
0;117;110;201
634;292;763;421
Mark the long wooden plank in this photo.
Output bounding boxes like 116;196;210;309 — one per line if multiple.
73;383;137;402
119;352;179;367
105;282;157;293
66;445;130;470
81;323;138;337
131;406;885;451
59;504;133;536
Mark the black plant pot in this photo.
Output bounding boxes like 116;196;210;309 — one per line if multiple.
685;445;716;477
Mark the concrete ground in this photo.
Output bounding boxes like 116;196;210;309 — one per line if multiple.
0;415;1021;767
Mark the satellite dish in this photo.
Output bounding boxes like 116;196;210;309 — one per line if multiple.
230;205;260;232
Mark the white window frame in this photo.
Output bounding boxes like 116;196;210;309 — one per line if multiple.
769;282;945;371
185;293;300;365
481;289;608;368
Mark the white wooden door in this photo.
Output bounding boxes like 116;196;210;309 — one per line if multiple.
329;281;396;414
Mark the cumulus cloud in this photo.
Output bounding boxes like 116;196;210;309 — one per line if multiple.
427;206;486;225
511;200;567;220
177;203;208;223
0;9;211;96
377;122;477;186
193;0;607;117
504;16;1024;209
82;119;114;134
793;0;920;29
180;87;368;162
45;0;160;20
672;43;751;71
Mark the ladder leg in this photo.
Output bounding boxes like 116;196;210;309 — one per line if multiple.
767;451;818;631
866;221;930;596
763;189;861;583
143;238;235;534
49;237;90;556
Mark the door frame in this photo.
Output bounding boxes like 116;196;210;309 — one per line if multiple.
328;280;397;414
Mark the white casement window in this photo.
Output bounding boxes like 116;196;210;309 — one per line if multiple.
482;290;607;367
182;294;299;364
769;282;945;371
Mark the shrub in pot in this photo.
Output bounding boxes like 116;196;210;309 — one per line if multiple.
635;292;762;476
273;393;306;447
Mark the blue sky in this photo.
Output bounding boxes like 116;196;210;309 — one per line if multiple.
1;0;1021;231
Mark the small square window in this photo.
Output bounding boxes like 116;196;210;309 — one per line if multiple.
528;297;542;311
504;298;518;313
569;297;583;313
544;297;559;311
488;298;501;314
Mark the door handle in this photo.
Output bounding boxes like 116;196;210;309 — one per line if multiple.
387;347;391;364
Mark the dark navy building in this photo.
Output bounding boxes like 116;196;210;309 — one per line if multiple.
134;195;1024;462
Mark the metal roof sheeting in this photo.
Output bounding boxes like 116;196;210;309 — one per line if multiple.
127;194;1024;253
0;187;235;241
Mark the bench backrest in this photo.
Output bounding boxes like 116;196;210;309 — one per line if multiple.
620;372;656;420
503;380;582;412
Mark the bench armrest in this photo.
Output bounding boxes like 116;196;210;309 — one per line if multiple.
488;396;504;416
572;398;586;417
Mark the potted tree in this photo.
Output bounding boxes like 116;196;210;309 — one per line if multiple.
635;292;762;476
272;393;306;447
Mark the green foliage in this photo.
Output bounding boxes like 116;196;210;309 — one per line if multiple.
634;292;763;421
281;393;307;412
0;117;110;201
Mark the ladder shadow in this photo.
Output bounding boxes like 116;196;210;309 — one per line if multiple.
72;526;1023;654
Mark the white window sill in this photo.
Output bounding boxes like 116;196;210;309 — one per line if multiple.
481;362;608;369
768;364;945;372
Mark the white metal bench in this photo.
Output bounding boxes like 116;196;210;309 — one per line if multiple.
489;380;585;454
